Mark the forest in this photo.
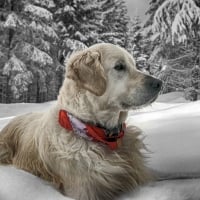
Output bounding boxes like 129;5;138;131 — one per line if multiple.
0;0;200;103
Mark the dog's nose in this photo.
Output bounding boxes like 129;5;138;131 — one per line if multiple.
145;76;162;91
151;78;162;90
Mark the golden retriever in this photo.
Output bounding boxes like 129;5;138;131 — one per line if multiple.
0;43;162;200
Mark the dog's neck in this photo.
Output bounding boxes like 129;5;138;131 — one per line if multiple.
57;79;127;129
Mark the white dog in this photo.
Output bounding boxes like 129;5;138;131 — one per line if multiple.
0;43;162;200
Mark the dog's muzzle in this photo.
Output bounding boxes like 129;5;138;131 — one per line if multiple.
121;75;162;109
144;75;162;94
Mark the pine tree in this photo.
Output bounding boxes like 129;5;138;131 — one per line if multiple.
142;0;166;62
54;0;131;62
0;0;63;102
144;0;200;59
144;0;200;99
188;64;200;101
127;16;149;72
144;0;165;27
54;0;103;45
54;0;103;63
152;0;200;45
151;0;200;71
98;0;130;47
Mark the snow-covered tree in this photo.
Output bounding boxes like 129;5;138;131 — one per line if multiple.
2;55;33;99
0;0;133;102
0;0;63;102
188;64;200;101
55;0;103;44
142;0;166;62
98;0;130;47
54;0;131;63
55;0;130;49
191;65;200;90
127;16;149;72
54;0;104;63
149;0;200;69
143;0;200;99
144;0;165;28
152;0;200;45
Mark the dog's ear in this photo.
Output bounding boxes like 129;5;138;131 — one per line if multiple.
67;50;107;96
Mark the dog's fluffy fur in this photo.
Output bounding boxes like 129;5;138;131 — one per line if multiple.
0;43;161;200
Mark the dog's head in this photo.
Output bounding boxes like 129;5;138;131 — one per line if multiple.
66;43;162;110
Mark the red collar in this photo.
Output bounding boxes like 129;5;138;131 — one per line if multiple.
58;110;125;150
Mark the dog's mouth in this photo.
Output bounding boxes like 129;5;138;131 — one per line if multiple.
120;94;159;110
149;94;159;104
121;102;133;109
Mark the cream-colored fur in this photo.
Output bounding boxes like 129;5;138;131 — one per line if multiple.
0;43;161;200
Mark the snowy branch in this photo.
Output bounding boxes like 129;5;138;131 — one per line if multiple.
29;21;58;39
24;4;53;21
152;0;200;44
32;0;55;8
18;42;53;66
4;13;24;29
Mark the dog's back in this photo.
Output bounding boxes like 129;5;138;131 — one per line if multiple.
0;112;58;183
0;114;30;164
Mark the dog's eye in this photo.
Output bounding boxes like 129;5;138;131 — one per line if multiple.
114;63;126;71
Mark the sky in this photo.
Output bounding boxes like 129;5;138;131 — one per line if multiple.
125;0;149;21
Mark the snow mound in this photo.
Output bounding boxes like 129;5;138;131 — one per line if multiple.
1;92;200;199
121;179;200;200
127;100;200;179
156;92;188;103
0;166;72;200
4;13;23;28
24;4;53;21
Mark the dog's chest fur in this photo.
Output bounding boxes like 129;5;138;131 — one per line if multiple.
0;109;149;200
40;113;149;200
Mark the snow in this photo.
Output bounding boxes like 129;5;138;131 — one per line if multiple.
128;100;200;179
3;55;27;75
10;72;32;98
75;31;87;41
39;39;51;52
55;5;75;15
32;0;55;8
2;55;33;98
21;42;53;66
121;179;200;200
24;4;53;21
29;21;58;39
4;13;23;29
0;166;71;200
152;0;200;44
1;92;200;199
63;39;87;52
62;5;75;13
156;91;188;103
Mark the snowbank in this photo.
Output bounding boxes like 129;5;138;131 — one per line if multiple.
1;92;200;199
0;166;71;200
156;91;188;103
120;179;200;200
128;100;200;179
0;101;55;130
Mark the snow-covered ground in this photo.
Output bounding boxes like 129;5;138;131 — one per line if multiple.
1;92;200;200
